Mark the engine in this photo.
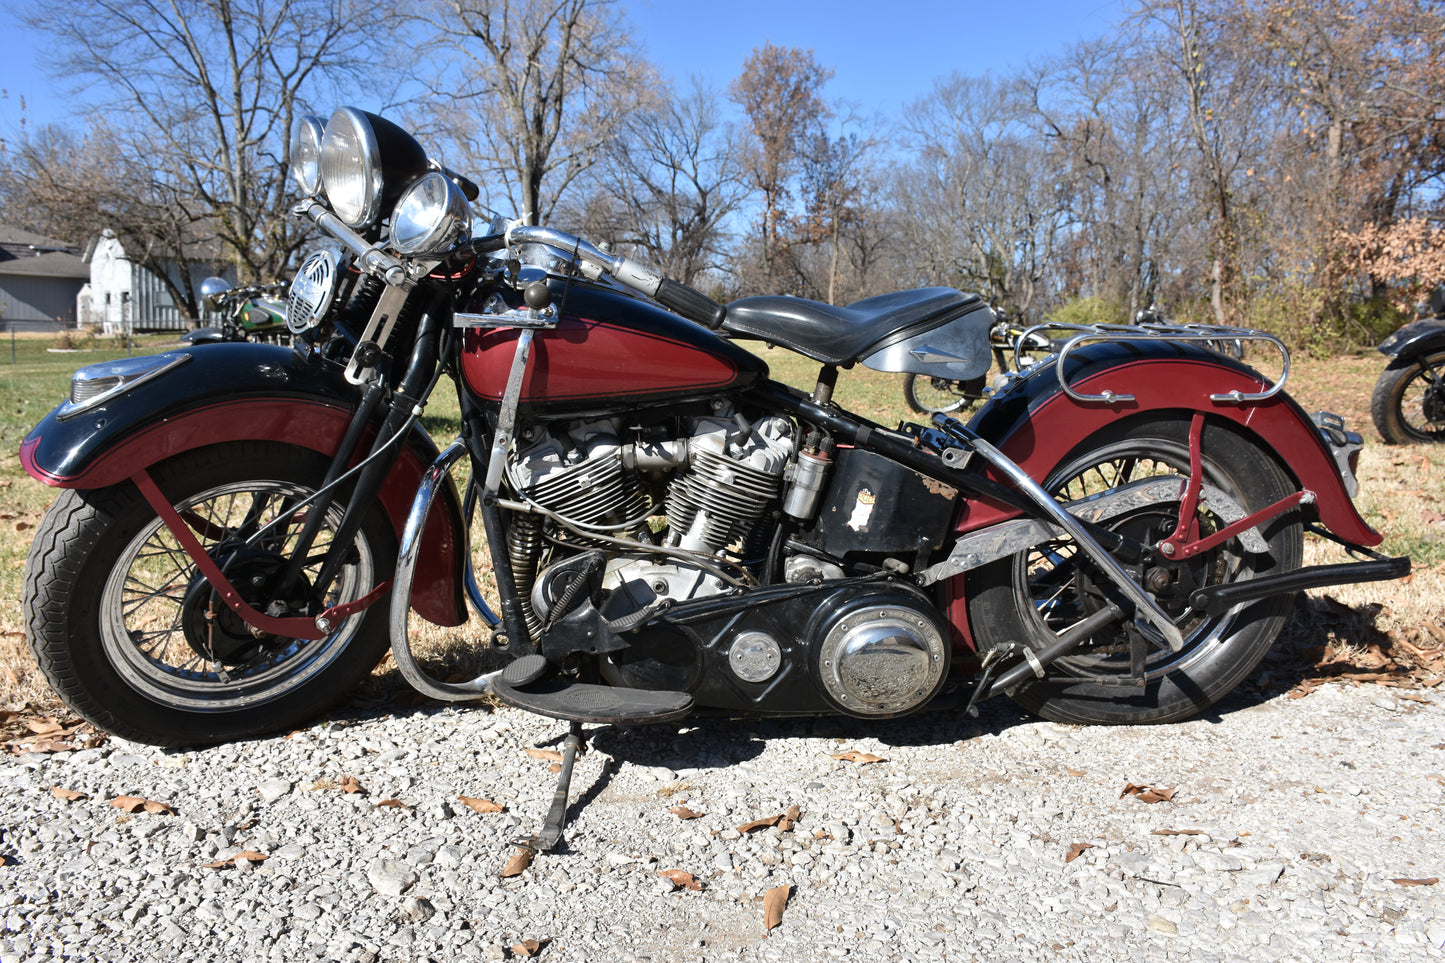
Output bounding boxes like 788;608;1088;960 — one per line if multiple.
505;409;795;625
503;409;952;718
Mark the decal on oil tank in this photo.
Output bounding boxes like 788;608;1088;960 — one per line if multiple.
846;488;876;532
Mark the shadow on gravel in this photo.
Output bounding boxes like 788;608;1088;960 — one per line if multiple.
310;592;1423;762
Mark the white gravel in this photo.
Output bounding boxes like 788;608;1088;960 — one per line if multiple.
2;681;1443;962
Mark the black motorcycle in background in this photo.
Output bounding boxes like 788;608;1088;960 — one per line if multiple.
1372;286;1445;445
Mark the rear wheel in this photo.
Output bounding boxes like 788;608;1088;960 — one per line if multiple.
967;417;1303;725
24;442;396;746
1372;352;1445;444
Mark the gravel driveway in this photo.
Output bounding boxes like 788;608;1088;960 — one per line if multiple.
2;681;1442;962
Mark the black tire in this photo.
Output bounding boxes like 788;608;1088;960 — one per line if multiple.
1371;352;1445;444
903;373;977;415
967;417;1304;725
23;442;396;746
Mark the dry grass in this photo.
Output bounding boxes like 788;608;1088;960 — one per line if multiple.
0;341;1440;735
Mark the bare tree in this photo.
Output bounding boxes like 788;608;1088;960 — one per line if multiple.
1134;0;1274;325
894;75;1069;320
22;0;398;286
1;123;232;319
728;44;834;291
1244;0;1445;302
793;129;877;304
1025;37;1193;318
424;0;654;226
566;81;748;286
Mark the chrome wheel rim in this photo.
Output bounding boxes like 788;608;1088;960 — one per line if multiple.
100;478;373;710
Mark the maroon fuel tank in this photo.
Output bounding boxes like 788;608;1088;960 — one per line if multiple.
460;281;766;413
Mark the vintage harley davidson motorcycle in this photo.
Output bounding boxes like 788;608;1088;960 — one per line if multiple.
20;108;1408;847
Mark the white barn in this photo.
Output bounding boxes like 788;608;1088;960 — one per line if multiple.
81;230;232;333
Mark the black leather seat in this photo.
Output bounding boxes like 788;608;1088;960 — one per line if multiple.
723;287;978;365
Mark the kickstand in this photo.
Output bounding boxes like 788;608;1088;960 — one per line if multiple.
513;721;586;855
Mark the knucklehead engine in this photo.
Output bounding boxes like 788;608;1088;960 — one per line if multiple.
501;405;956;717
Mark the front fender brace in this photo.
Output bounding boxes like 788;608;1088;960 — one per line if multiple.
132;469;392;641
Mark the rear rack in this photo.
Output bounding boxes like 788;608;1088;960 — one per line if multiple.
1016;322;1290;405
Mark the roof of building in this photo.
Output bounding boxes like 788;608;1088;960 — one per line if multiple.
0;225;78;250
0;224;89;279
0;249;91;280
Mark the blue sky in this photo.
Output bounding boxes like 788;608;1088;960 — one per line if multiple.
0;0;1125;137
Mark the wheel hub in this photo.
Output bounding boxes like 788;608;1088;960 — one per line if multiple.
1422;380;1445;426
180;551;313;665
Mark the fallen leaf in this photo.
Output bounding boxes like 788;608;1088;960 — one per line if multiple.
511;938;549;957
1065;842;1094;863
548;763;561;774
458;795;504;814
669;805;704;820
202;850;269;869
49;786;88;802
658;869;705;891
109;796;175;816
338;775;365;794
499;847;533;878
1393;877;1439;887
1120;783;1176;804
763;884;790;932
829;750;886;764
18;739;74;754
374;798;412;812
525;748;564;762
24;719;63;735
1151;829;1205;836
1065;768;1087;777
779;804;802;832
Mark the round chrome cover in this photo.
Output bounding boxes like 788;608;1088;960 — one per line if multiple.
817;604;947;716
287;249;340;333
729;631;783;683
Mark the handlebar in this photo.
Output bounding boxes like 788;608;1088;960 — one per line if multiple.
505;224;727;329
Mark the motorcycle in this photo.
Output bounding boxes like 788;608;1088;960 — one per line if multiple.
20;107;1408;852
1371;286;1445;444
180;277;291;345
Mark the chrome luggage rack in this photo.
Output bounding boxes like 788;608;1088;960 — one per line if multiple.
1015;322;1291;405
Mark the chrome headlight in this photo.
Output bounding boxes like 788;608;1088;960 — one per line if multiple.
391;172;472;255
290;115;326;196
320;107;428;229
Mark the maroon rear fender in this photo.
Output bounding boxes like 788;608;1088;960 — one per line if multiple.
22;395;467;628
942;345;1382;647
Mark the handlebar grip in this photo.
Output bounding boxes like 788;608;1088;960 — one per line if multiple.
656;278;727;329
460;232;508;257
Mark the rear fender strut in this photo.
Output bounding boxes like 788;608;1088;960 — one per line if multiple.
1159;411;1311;561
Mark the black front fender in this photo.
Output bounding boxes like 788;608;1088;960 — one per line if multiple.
1378;319;1445;363
21;342;468;627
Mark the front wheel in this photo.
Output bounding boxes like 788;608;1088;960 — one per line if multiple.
24;442;396;746
967;417;1303;725
1371;352;1445;444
